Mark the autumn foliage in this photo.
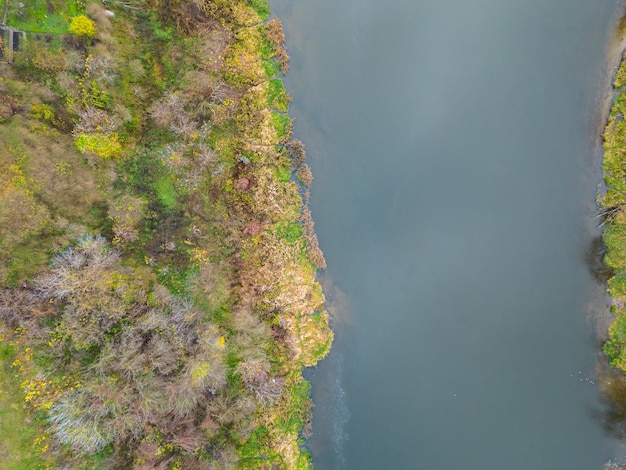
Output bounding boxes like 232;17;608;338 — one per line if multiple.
0;0;330;467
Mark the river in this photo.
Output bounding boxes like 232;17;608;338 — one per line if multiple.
270;1;626;468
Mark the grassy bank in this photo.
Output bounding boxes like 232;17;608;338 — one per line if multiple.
600;54;626;371
0;0;331;467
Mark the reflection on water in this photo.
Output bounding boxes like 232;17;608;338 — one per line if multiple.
308;353;349;470
614;3;626;39
274;0;626;467
318;272;351;327
307;273;350;469
598;360;626;440
587;236;613;284
596;361;626;468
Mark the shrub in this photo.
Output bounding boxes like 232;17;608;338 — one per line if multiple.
69;15;97;38
76;108;115;133
0;165;51;253
149;93;183;129
29;45;69;73
296;164;313;187
48;391;116;454
288;139;306;168
109;194;146;243
29;104;55;122
75;132;122;159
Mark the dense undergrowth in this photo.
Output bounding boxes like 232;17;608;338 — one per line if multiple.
0;0;332;468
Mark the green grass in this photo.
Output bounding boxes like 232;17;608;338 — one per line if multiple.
208;123;237;161
267;79;290;112
609;272;626;298
271;111;290;138
2;0;84;33
248;0;270;21
277;378;310;435
117;149;180;209
602;57;626;374
83;201;112;235
257;36;275;60
615;61;626;89
605;314;626;369
276;222;303;244
5;239;52;286
604;222;626;270
156;265;197;297
0;344;50;469
154;175;178;208
238;425;279;467
148;15;173;42
311;332;333;362
262;59;281;78
275;164;291;183
0;344;113;469
206;302;231;328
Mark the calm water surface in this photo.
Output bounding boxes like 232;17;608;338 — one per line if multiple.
271;1;626;468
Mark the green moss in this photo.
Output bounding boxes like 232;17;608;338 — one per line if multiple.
208;123;237;160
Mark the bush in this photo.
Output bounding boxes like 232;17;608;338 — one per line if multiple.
0;165;51;254
75;132;122;159
48;391;116;454
69;15;97;38
288;139;306;168
26;43;69;73
296;164;313;187
109;194;146;243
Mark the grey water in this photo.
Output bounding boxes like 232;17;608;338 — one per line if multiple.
270;0;626;468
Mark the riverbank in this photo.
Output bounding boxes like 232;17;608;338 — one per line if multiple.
0;0;331;467
600;45;626;372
